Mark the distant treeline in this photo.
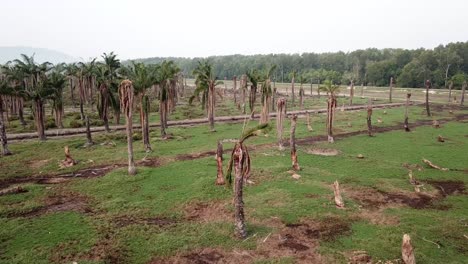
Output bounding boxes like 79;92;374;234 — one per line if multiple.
132;41;468;89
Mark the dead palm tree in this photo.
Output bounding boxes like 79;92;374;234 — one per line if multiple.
119;80;136;175
298;74;307;110
290;115;300;171
156;61;180;137
404;93;411;132
226;123;271;238
319;80;340;143
246;70;263;115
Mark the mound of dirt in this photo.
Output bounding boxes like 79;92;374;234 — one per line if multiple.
307;148;340;156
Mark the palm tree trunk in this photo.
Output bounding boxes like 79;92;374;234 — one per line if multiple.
159;100;167;138
349;80;354;106
367;100;373;137
327;95;335;143
79;78;85;120
276;98;286;151
70;78;75;107
0;100;12;156
233;76;237;104
460;81;466;106
85;115;93;147
260;95;270;124
208;84;215;131
233;143;247;239
425;80;431;117
291;76;295;106
290;114;300;171
141;95;151;152
34;98;46;141
120;80;136;175
54;104;64;129
389;77;394;103
299;86;304;110
404;93;411;132
18;97;26;126
215;141;225;185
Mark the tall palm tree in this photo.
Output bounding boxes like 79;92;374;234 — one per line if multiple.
95;65;114;132
0;79;12;155
49;70;67;128
13;54;54;140
192;60;222;132
319;80;340;143
122;62;156;152
226;123;271;239
156;61;180;137
63;63;78;107
260;65;276;124
1;63;27;126
102;52;121;125
246;70;263;114
119;80;136;175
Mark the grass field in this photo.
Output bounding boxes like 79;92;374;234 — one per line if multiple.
0;93;467;263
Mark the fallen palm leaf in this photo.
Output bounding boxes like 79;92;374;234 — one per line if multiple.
422;158;449;171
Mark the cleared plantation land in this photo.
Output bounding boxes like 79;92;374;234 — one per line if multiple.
0;100;467;263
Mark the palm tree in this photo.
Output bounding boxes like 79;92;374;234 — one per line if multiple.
13;54;54;140
226;123;271;238
119;80;136;175
389;77;394;103
122;62;156;152
276;98;286;150
404;93;411;132
0;79;12;155
319;80;340;143
63;63;78;107
1;63;27;126
246;70;263;115
425;80;431;117
192;60;222;132
102;52;121;125
49;71;67;128
259;65;276;124
290;115;300;171
156;61;180;137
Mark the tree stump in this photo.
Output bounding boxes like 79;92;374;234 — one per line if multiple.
215;141;225;185
402;234;416;264
333;180;344;208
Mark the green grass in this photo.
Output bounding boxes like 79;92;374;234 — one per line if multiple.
0;103;467;263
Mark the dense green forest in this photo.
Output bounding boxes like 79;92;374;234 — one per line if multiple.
134;41;468;89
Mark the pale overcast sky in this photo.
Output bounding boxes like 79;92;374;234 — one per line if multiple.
2;0;468;60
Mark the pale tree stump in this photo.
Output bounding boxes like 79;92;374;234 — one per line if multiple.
402;234;416;264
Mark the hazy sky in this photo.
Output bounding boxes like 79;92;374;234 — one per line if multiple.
3;0;468;60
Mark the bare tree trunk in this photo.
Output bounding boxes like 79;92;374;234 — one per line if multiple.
119;80;136;175
142;95;151;152
460;81;466;106
310;80;313;97
34;99;46;141
307;113;313;131
367;99;373;137
402;234;415;264
272;87;276;112
276;98;286;151
404;93;411;132
215;141;225;185
299;85;304;110
317;80;321;98
84;115;93;147
249;85;256;114
233;143;247;239
70;77;75;107
290;114;300;171
448;81;453;103
349;79;354;106
389;77;394;103
241;75;246;114
99;85;110;132
425;80;431;117
114;110;121;125
79;78;85;120
18;98;26;126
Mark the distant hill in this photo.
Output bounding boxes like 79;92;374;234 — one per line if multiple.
0;46;77;64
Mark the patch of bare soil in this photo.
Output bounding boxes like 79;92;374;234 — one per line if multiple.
426;180;466;197
12;192;91;218
176;151;216;161
307;148;340;156
0;164;122;189
137;157;163;167
27;159;51;169
184;201;231;222
112;215;177;228
345;250;372;264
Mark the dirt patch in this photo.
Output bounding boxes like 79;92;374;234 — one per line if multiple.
137;157;163;167
12;192;91;218
358;210;400;226
345;250;372;264
27;159;51;169
0;164;122;189
426;180;466;197
184;200;231;222
176;150;216;161
307;148;340;156
285;216;352;242
345;186;436;209
113;215;177;228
